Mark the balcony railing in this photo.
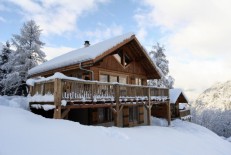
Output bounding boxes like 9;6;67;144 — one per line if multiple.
29;78;169;104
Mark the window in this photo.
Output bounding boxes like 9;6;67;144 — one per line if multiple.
100;74;127;84
114;52;122;64
119;76;127;84
113;50;131;67
124;54;131;66
100;74;108;82
98;108;113;123
110;75;117;82
129;106;138;122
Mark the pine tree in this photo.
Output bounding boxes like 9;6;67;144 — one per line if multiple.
11;20;46;95
148;43;174;88
0;41;20;95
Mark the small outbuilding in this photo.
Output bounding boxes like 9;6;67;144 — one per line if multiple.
169;89;191;120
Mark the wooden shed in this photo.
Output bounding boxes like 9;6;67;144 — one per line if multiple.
169;89;190;120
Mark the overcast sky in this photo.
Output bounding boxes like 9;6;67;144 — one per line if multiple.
1;0;231;100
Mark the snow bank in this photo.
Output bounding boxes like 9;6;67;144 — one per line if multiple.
0;105;231;155
31;104;55;111
227;137;231;142
28;94;54;102
0;96;29;110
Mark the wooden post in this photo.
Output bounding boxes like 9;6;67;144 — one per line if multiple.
53;78;62;119
114;84;120;127
166;101;171;126
147;87;151;125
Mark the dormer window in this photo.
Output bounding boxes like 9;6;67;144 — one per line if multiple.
113;50;131;67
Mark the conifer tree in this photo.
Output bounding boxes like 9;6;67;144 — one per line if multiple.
148;43;174;88
0;41;20;95
12;20;46;81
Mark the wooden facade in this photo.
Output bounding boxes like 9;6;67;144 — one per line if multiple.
28;34;171;127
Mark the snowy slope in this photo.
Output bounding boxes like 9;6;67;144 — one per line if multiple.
192;81;231;137
0;102;231;155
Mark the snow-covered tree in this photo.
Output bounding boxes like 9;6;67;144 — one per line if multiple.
10;20;46;95
0;41;20;95
148;43;174;88
12;20;46;81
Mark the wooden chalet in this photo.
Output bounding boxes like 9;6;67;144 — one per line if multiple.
151;88;190;121
28;33;171;127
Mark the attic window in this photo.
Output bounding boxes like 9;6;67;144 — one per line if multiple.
113;50;131;67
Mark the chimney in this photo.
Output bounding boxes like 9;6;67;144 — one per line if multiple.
84;40;90;47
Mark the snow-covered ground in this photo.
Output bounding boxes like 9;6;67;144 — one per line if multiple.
0;96;231;155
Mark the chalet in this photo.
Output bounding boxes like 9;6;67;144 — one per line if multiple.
28;33;171;127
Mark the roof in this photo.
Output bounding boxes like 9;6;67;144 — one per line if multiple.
169;88;189;104
28;33;162;79
29;32;135;76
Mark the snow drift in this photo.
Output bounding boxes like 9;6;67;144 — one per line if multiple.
0;100;231;155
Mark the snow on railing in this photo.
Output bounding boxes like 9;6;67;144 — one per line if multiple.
27;72;169;103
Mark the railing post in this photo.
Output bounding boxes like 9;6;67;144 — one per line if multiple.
166;89;171;126
147;87;151;125
53;78;62;119
114;84;120;127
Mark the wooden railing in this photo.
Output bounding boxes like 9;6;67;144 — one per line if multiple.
30;78;169;103
179;109;191;118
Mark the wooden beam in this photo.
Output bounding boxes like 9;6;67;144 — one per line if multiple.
110;107;117;114
147;87;151;125
166;102;171;126
114;84;120;127
63;103;114;109
61;108;70;119
53;79;62;119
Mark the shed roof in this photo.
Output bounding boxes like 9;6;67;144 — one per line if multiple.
169;88;189;104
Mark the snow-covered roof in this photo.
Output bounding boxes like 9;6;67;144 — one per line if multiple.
29;32;134;76
169;88;189;104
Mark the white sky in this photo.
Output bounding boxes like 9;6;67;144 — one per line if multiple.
1;0;231;101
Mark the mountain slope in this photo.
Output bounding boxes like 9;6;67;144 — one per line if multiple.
192;81;231;137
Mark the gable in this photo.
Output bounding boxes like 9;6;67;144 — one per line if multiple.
95;54;147;76
170;89;189;104
94;38;161;79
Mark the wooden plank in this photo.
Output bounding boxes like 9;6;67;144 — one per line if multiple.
114;84;120;127
53;79;62;119
63;103;113;109
147;87;151;125
61;108;70;119
166;102;171;126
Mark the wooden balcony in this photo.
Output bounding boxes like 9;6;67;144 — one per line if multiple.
28;77;170;125
29;78;169;104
